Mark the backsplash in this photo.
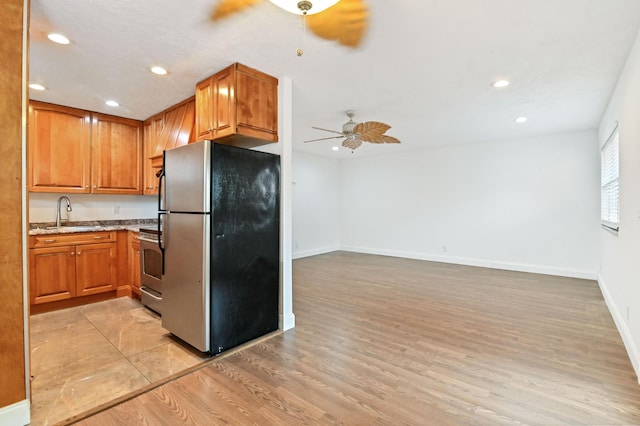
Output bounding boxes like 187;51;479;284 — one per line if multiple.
29;193;157;223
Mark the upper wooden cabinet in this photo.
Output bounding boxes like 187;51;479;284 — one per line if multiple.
28;102;91;192
148;97;196;169
28;101;143;194
91;113;143;195
143;112;163;194
195;63;278;147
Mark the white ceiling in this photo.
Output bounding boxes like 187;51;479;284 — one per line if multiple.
29;0;640;158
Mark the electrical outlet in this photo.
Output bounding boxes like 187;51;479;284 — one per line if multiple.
442;245;448;253
113;205;120;215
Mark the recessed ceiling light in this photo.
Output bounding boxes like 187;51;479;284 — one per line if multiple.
150;66;168;76
105;100;119;107
515;116;527;123
29;83;46;91
492;79;510;88
332;146;339;151
47;33;70;45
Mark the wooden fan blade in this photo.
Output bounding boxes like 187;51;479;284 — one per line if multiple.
311;126;345;136
379;135;401;144
307;0;369;48
353;121;401;144
354;121;391;142
304;135;345;143
342;137;363;150
211;0;263;20
366;135;401;144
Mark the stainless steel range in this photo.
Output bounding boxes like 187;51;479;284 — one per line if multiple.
139;227;162;314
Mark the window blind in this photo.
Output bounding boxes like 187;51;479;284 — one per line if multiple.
601;126;619;231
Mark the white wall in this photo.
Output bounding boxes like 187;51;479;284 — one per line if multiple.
292;130;600;279
598;28;640;379
335;131;600;278
29;193;156;223
292;151;340;258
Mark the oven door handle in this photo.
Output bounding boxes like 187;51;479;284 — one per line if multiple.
138;235;158;244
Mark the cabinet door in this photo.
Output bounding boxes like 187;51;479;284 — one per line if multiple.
75;242;117;297
235;64;278;141
129;234;141;294
143;113;163;194
91;113;143;194
29;246;76;304
28;101;91;193
213;65;235;139
195;77;214;140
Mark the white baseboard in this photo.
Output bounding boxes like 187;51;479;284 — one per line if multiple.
339;246;598;280
293;245;340;260
279;312;295;331
598;274;640;383
0;400;30;426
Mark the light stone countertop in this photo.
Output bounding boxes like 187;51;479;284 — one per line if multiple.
28;219;158;236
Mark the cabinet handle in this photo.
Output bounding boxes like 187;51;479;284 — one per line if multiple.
137;250;140;254
93;185;97;189
93;236;105;240
77;251;81;256
70;252;75;256
43;239;56;243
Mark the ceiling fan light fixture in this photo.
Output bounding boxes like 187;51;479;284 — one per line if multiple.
342;109;357;134
269;0;339;15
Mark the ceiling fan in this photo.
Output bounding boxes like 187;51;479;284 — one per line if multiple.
211;0;369;48
305;110;401;150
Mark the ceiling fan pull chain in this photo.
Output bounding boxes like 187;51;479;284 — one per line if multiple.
297;10;307;56
296;0;313;56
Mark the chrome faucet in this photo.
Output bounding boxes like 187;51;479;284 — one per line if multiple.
56;196;72;228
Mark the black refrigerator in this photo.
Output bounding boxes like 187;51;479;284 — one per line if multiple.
159;140;280;354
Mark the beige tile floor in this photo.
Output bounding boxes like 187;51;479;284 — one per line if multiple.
29;297;210;425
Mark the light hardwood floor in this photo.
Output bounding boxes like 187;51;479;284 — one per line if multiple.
74;251;640;425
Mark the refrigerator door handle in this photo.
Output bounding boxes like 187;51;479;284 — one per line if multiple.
158;152;166;213
158;150;167;276
158;211;167;275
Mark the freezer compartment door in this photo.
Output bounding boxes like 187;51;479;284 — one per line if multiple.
161;212;210;352
164;140;211;213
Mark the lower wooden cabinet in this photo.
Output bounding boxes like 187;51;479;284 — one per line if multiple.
75;242;117;297
129;232;141;296
28;245;76;305
29;231;117;308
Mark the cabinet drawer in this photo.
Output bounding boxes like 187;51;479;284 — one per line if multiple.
29;231;116;248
